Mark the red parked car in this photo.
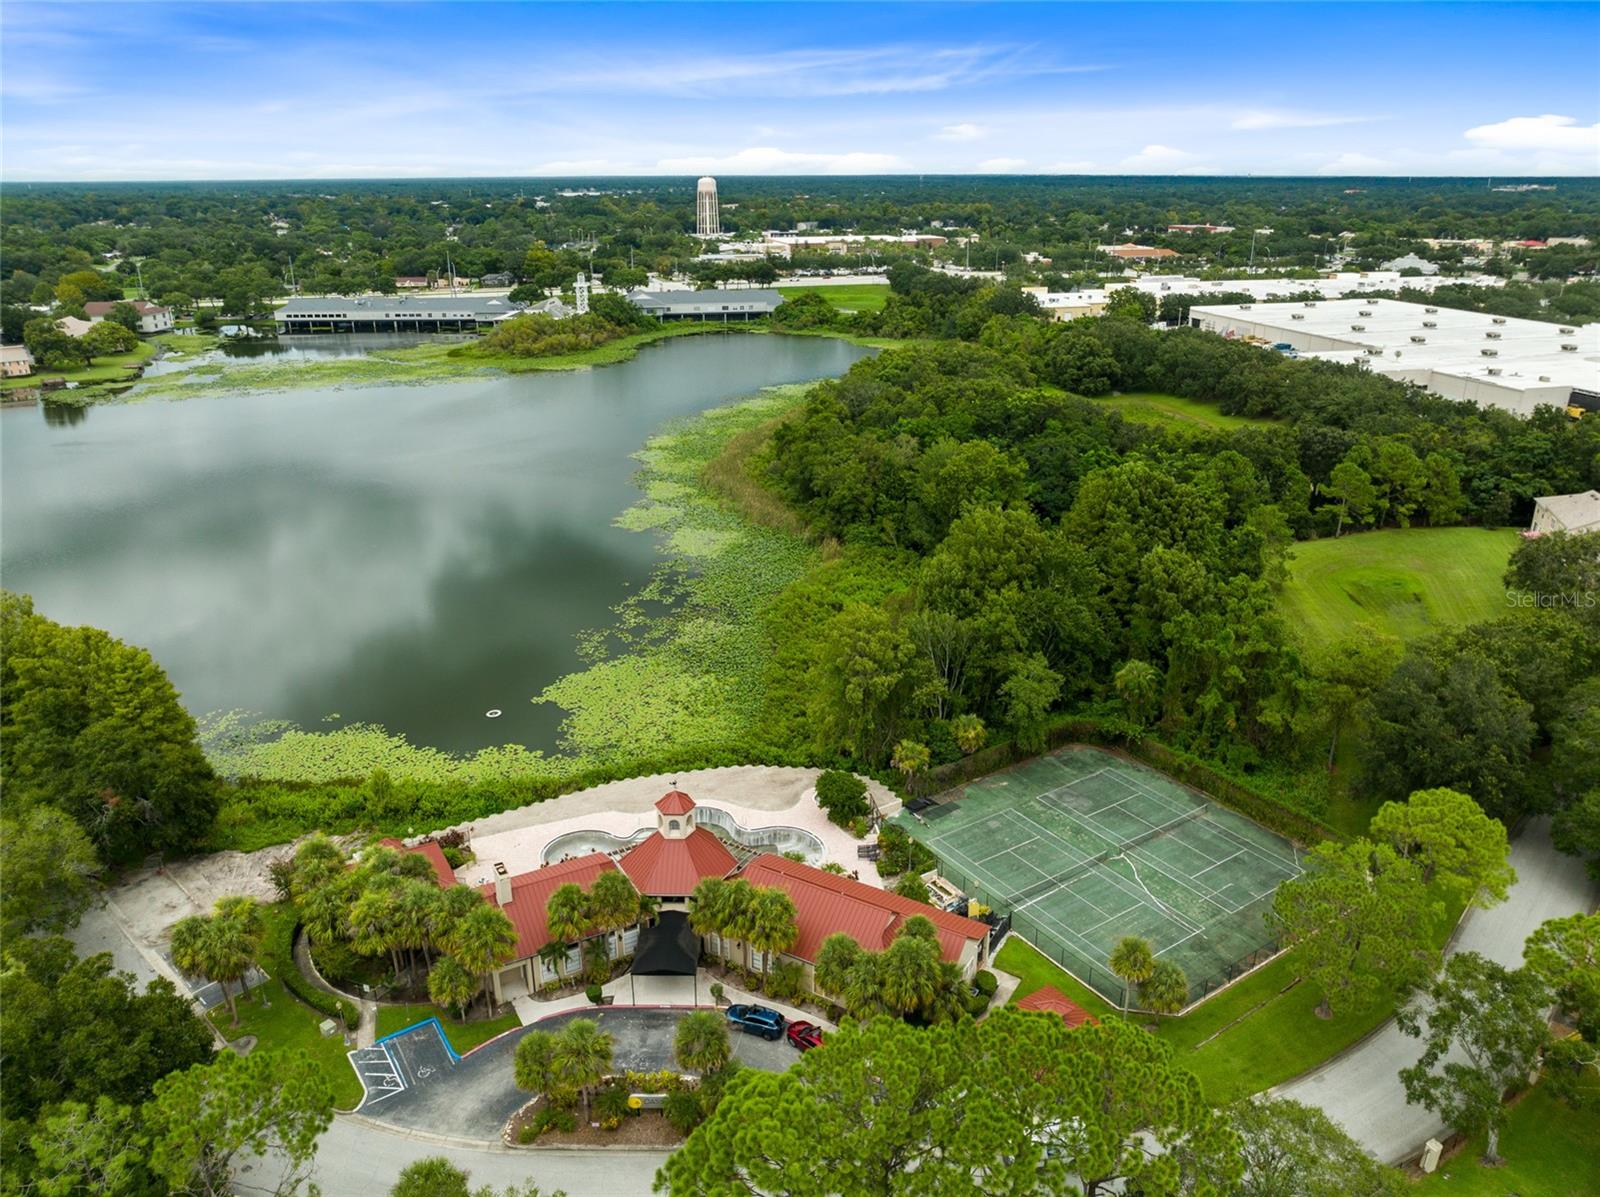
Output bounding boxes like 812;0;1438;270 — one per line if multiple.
786;1021;824;1051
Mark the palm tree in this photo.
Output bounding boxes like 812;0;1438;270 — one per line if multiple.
427;956;476;1020
170;899;263;1028
514;1029;560;1099
1140;960;1189;1027
879;933;942;1017
289;833;345;901
348;880;404;976
717;879;756;973
537;940;571;986
897;915;939;944
745;887;798;982
674;1010;731;1076
392;881;439;976
636;893;660;930
298;877;350;949
430;885;484;959
1114;660;1163;730
169;914;220;1017
951;714;987;755
552;1018;613;1121
588;871;642;961
688;877;729;967
1108;936;1156;1020
446;903;519;1019
840;954;886;1019
891;739;932;797
544;882;590;957
814;933;865;1000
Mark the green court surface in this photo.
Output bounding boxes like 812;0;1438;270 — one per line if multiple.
897;747;1303;1008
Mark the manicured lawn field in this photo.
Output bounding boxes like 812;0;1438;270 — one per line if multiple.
775;282;891;313
1416;1085;1600;1195
1280;527;1520;646
998;884;1464;1104
207;979;364;1111
375;1002;521;1054
1094;392;1277;433
0;339;157;392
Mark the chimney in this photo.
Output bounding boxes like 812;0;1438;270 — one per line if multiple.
493;861;511;907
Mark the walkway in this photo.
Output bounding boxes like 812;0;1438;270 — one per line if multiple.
1272;818;1598;1164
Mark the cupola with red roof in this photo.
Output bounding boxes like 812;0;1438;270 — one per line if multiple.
617;790;738;899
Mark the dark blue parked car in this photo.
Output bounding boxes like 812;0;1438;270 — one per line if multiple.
725;1003;786;1040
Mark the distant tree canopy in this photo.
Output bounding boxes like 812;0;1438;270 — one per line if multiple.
1;591;218;861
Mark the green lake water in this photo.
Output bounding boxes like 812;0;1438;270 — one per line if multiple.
0;334;869;754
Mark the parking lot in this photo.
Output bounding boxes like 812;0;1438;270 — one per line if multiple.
356;1007;800;1139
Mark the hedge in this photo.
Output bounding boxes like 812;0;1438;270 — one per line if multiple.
264;912;358;1029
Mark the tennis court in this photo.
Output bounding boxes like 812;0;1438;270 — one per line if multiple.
897;747;1303;1008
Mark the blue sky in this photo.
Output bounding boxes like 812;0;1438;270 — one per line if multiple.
3;2;1597;180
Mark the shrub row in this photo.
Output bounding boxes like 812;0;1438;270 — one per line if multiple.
264;914;357;1029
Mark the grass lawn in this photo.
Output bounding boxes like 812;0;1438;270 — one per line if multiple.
1095;391;1278;433
207;979;363;1112
1280;527;1520;646
998;885;1464;1104
375;1002;521;1054
775;282;891;313
1416;1085;1600;1195
0;339;158;392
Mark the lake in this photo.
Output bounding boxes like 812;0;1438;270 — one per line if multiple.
1;333;869;754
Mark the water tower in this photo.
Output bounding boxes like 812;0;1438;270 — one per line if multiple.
696;177;720;237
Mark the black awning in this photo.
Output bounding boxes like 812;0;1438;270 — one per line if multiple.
632;910;700;976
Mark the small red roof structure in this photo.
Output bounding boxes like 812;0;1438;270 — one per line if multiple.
480;853;618;959
655;790;696;816
736;853;989;965
1016;985;1099;1028
619;828;736;897
378;837;455;888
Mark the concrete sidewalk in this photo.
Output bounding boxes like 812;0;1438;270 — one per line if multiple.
1271;818;1598;1164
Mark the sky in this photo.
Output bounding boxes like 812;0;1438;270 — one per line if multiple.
2;1;1597;181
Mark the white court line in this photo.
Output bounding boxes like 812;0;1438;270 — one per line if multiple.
1124;843;1242;916
1191;849;1246;880
1123;854;1203;933
974;835;1037;866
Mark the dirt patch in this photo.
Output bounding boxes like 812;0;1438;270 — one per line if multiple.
506;1098;685;1150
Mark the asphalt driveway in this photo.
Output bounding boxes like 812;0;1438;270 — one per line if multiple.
356;1006;799;1138
1272;818;1599;1163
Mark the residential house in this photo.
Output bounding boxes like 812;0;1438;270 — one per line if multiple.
0;344;35;377
1530;490;1600;536
83;300;173;334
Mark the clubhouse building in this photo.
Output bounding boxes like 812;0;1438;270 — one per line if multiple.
464;789;992;1005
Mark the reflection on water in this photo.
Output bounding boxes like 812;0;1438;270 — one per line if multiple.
40;402;88;427
220;333;443;361
1;335;871;754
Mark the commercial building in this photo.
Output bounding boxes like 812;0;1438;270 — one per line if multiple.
1099;243;1179;261
275;295;525;333
83;299;174;334
759;231;947;258
1529;490;1600;536
1188;298;1600;417
627;288;781;322
1167;224;1234;235
696;176;720;237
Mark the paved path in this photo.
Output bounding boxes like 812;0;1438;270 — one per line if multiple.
1272;818;1598;1164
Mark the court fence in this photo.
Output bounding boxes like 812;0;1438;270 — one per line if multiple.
937;854;1285;1010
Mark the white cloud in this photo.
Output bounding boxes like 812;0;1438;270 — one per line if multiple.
1463;113;1600;155
653;146;909;174
1119;144;1198;171
1232;110;1376;130
1044;160;1100;173
976;157;1027;172
1316;152;1391;174
936;122;986;141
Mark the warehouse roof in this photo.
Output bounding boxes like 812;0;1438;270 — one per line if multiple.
278;295;525;319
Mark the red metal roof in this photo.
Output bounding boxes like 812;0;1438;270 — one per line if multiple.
83;299;168;316
1015;985;1099;1028
478;853;618;960
736;853;989;965
655;790;696;816
619;827;736;897
378;837;455;888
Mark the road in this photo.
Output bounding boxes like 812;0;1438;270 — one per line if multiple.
1271;817;1598;1164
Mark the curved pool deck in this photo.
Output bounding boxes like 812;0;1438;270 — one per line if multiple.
449;765;890;889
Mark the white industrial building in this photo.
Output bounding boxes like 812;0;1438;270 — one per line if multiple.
1530;491;1600;535
1188;298;1599;418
